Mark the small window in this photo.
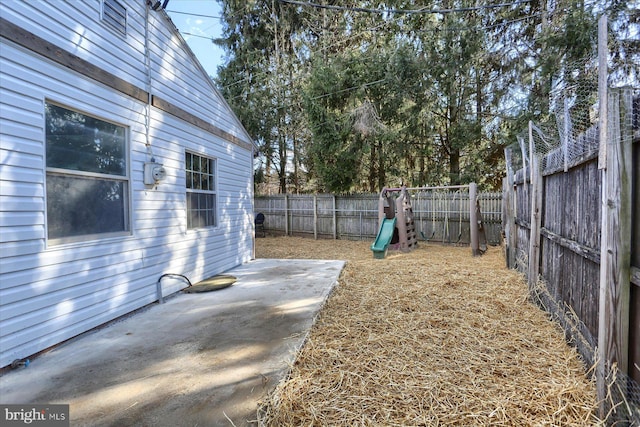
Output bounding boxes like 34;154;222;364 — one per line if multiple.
186;152;217;229
45;102;130;243
102;0;127;35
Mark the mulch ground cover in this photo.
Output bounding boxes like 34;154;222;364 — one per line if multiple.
255;237;599;426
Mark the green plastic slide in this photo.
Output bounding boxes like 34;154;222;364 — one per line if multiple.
371;217;397;259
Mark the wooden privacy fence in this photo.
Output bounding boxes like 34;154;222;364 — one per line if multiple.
503;86;639;422
255;191;503;246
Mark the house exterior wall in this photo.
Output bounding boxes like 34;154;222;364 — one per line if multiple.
0;0;254;368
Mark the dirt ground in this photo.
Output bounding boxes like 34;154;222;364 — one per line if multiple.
255;237;600;426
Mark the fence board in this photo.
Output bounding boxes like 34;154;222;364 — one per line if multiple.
513;168;531;272
255;191;502;245
629;114;639;385
504;88;639;411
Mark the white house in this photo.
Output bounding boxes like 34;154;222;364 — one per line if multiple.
0;0;255;368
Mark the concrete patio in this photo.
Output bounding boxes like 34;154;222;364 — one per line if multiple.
0;258;344;426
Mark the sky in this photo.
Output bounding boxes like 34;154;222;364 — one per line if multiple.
165;0;225;78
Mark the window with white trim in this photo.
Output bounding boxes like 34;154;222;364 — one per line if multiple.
102;0;127;35
45;102;130;243
185;152;217;229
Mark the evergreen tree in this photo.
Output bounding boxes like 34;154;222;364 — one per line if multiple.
214;0;634;193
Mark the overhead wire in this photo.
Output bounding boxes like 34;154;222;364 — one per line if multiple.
165;10;222;19
278;0;532;15
166;4;567;149
180;32;218;41
223;11;542;101
219;6;405;91
217;12;538;71
173;1;542;118
170;7;541;44
169;0;538;91
228;2;616;170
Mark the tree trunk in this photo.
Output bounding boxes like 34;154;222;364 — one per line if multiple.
449;148;460;185
292;133;299;194
278;133;287;193
369;141;377;192
419;147;426;186
377;140;386;191
476;68;482;148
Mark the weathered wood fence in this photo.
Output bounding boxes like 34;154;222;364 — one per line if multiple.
503;86;639;422
255;191;503;246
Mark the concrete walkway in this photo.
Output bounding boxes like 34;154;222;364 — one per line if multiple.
0;259;344;426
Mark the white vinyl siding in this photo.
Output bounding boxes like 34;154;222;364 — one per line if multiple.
0;0;248;143
0;0;146;89
0;0;254;368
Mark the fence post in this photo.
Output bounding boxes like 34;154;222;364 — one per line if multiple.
528;121;543;290
563;97;570;172
597;88;633;413
598;15;608;171
503;148;516;268
596;15;609;412
284;194;289;236
313;194;318;240
470;183;480;256
518;135;528;170
332;195;337;239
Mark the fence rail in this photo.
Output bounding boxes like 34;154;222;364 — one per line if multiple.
255;191;503;245
503;84;639;424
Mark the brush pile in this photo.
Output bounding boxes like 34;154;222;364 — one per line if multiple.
255;237;599;426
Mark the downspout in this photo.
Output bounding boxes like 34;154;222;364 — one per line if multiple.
144;2;154;162
145;3;163;303
252;144;256;260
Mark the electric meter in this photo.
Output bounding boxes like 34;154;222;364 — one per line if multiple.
144;162;167;185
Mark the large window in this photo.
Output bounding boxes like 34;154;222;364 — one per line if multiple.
45;102;130;243
185;152;217;229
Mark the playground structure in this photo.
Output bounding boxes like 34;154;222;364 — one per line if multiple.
371;184;486;258
370;187;418;259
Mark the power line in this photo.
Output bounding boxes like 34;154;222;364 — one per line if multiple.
165;9;222;19
207;0;540;91
218;11;541;91
183;12;539;47
278;0;532;15
181;32;218;41
229;77;388;105
308;78;388;101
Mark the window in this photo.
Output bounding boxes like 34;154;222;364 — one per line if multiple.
185;152;217;229
102;0;127;35
45;102;130;243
